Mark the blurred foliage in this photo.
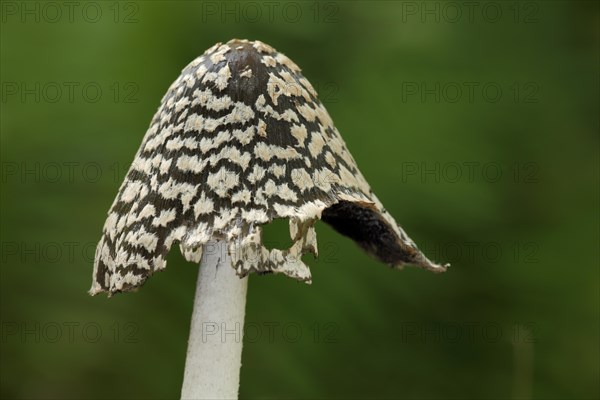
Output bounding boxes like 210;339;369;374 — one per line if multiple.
1;1;598;399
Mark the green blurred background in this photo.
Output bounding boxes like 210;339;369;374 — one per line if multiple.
1;1;598;399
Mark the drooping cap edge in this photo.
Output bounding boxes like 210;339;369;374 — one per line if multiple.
90;193;447;297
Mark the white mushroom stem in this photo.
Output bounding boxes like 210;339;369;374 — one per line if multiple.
181;240;248;400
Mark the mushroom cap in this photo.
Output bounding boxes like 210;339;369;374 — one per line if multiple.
90;39;447;296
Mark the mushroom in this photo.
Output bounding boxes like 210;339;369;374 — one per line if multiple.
90;39;448;399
